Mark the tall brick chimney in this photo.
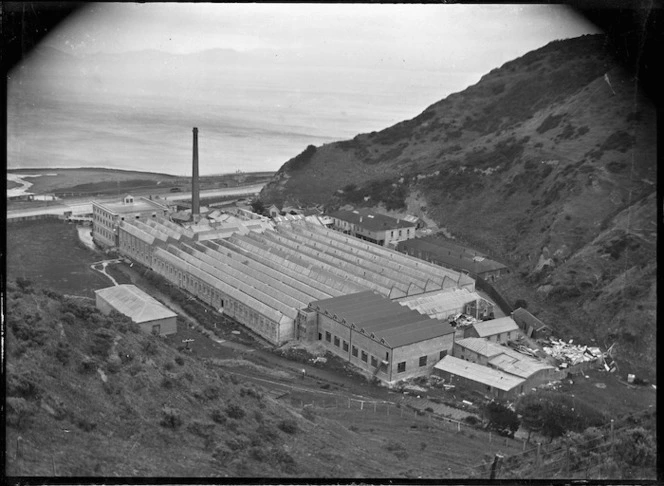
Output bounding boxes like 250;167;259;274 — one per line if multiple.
192;127;200;220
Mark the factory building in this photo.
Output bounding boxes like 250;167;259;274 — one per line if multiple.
115;216;474;348
328;208;417;247
304;291;455;383
397;236;508;281
396;288;493;321
92;195;169;248
95;284;177;336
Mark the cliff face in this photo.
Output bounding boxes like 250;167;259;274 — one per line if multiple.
261;34;657;380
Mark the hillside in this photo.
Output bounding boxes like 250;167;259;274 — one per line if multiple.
259;34;657;381
6;279;521;478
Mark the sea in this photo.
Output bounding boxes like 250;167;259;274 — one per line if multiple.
7;58;481;176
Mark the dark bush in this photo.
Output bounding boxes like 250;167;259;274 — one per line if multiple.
54;342;71;365
601;130;635;153
160;406;183;429
187;420;215;438
203;386;220;401
6;397;35;429
142;338;159;356
78;356;97;374
174;356;185;366
278;419;298;435
90;328;115;358
536;114;564;134
226;403;245;420
210;409;227;425
606;161;628;173
74;416;97;432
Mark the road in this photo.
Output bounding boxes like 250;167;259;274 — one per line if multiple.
6;183;265;220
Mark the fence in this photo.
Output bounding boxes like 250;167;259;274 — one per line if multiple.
286;392;527;451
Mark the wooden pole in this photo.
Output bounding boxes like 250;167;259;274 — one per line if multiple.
489;453;503;480
489;432;492;443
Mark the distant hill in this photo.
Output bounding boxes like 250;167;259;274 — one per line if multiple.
260;34;657;380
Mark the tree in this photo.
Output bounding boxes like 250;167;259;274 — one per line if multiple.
250;198;266;215
483;400;520;437
516;391;605;443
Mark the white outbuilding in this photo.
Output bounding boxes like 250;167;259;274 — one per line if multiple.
95;284;177;336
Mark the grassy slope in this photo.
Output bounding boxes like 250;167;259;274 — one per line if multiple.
259;34;657;380
6;283;523;478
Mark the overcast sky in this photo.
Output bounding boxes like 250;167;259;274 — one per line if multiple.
44;3;601;72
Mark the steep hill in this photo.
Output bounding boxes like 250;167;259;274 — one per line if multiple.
260;34;657;380
6;279;521;478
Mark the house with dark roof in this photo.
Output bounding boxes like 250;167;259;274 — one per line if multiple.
397;235;508;281
511;307;552;339
328;208;417;247
303;290;455;384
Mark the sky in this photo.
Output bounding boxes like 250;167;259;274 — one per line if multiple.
8;3;603;176
44;3;601;72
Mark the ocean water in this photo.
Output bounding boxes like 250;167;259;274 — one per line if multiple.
8;61;480;175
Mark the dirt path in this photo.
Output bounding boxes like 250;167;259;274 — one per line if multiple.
90;260;121;286
110;261;476;420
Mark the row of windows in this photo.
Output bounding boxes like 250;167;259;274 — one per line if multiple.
321;331;388;369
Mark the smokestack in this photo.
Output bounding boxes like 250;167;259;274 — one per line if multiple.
192;127;200;220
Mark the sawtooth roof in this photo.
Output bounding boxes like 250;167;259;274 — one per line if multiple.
95;285;176;323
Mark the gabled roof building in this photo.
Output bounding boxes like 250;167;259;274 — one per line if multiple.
304;291;456;384
328;208;417;247
95;284;177;336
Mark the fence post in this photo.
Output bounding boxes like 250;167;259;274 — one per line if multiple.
489;432;492;443
536;442;542;468
523;439;526;451
457;421;461;432
360;401;364;411
610;419;615;456
387;404;389;416
348;397;351;409
374;402;377;413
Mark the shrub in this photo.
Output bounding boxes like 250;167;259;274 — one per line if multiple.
187;420;215;438
278;419;298;435
536;114;564;134
225;437;248;452
6;397;35;429
74;416;97;432
253;410;264;423
203;386;220;401
78;356;97;375
616;427;656;468
161;376;175;389
142;339;159;356
226;403;245;420
54;342;71;365
212;444;233;462
174;356;185;366
90;328;115;358
127;362;142;376
160;406;183;429
210;409;227;425
105;359;122;374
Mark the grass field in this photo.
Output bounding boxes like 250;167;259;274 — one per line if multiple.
6;220;109;298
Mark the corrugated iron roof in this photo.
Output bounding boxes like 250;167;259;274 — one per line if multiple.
95;284;176;323
512;307;548;331
456;337;506;357
310;291;454;348
488;353;554;378
472;317;519;337
433;355;525;391
328;208;416;231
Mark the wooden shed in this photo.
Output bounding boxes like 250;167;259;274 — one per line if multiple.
95;284;177;336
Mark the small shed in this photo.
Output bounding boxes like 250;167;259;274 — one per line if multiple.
511;307;552;338
95;284;177;336
465;316;520;343
433;355;525;399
